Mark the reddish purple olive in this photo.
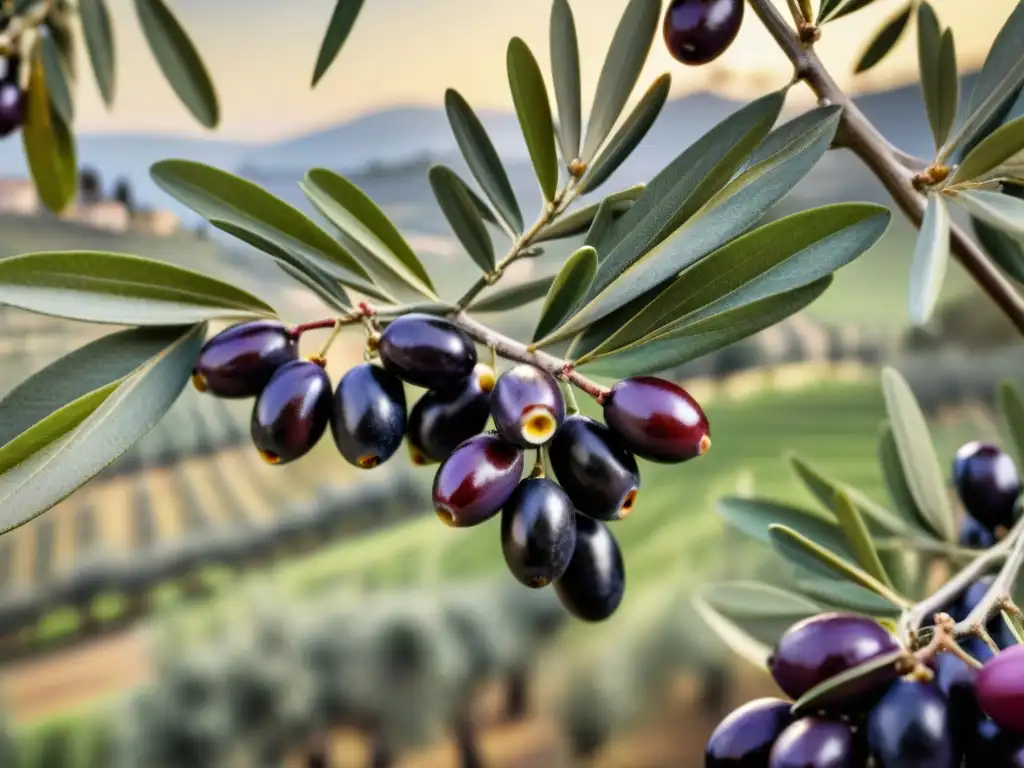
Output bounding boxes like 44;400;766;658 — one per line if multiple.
0;80;23;138
432;433;524;527
329;363;406;469
407;364;495;465
663;0;744;67
251;360;332;465
554;514;625;622
490;364;566;447
602;376;710;463
960;514;997;549
867;680;958;768
548;414;640;521
378;313;477;390
500;477;577;588
977;643;1024;733
769;718;864;768
767;612;903;704
705;697;791;767
192;320;298;398
953;442;1022;533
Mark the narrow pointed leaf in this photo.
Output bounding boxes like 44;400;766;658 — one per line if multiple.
428;165;495;274
580;0;661;163
534;185;643;242
311;0;365;87
716;496;853;558
533;246;597;341
973;214;1024;284
998;381;1024;469
950;189;1024;237
692;595;772;671
822;0;881;23
581;73;671;194
79;0;116;107
790;649;908;716
22;40;76;214
134;0;219;128
832;490;894;589
507;37;558;202
699;582;823;647
908;193;951;326
0;323;206;534
878;423;939;539
584;198;618;253
953;115;1024;183
301;168;437;298
468;275;556;313
917;3;956;149
881;367;955;542
855;4;912;74
445;89;523;233
41;30;73;125
0;251;276;325
796;579;902;616
550;0;581;163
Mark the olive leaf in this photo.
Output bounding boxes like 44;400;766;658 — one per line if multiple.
997;381;1024;470
0;251;276;325
952;115;1024;184
819;0;880;24
581;73;671;194
311;0;366;87
428;165;496;275
22;39;76;214
832;489;894;590
0;323;206;534
790;649;907;716
580;0;660;164
468;276;556;313
795;579;902;616
584;198;618;252
533;246;597;342
716;496;853;558
917;4;957;149
692;594;772;670
534;185;643;242
79;0;116;107
300;168;438;299
445;89;523;233
973;214;1024;284
550;0;581;164
507;37;558;202
908;193;950;326
855;3;913;75
134;0;218;128
880;367;956;542
949;189;1024;238
697;581;822;647
41;29;73;125
878;423;938;539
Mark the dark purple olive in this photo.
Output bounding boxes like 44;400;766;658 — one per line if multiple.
0;80;23;138
329;363;406;469
867;679;959;768
953;442;1022;532
960;515;998;549
968;718;1024;766
548;414;640;521
767;612;903;705
663;0;744;67
378;313;477;390
251;360;332;464
929;651;980;747
500;477;577;588
705;697;791;767
192;320;298;398
432;433;524;527
769;718;864;768
490;364;566;447
977;643;1024;733
407;364;495;465
953;576;1018;650
554;515;625;622
602;376;710;463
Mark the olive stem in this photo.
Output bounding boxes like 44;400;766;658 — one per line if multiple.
746;0;1024;337
316;319;345;358
911;613;984;670
0;0;52;55
561;379;580;415
955;521;1024;638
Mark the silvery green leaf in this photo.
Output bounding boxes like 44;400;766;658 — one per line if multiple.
22;40;76;214
878;423;938;539
467;276;556;313
580;0;660;164
692;594;772;670
533;246;597;342
917;4;957;149
950;189;1024;237
796;579;901;616
953;115;1024;183
908;193;950;326
821;0;880;23
832;490;894;590
507;37;559;202
428;165;495;274
997;381;1024;469
854;4;912;74
41;29;73;125
973;214;1024;284
534;185;643;242
79;0;116;107
716;496;851;557
311;0;366;87
550;0;581;163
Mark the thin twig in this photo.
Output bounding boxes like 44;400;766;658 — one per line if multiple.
956;524;1024;637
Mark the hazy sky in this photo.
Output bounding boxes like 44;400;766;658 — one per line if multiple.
75;0;1020;140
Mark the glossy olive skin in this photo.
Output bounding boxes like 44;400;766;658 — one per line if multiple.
767;612;902;704
490;364;566;447
663;0;744;67
500;477;577;588
960;514;997;549
977;643;1024;733
867;680;958;768
929;651;980;748
0;80;23;137
968;718;1024;766
251;360;332;464
407;365;493;465
953;576;1018;650
432;433;524;527
769;718;864;768
705;697;791;768
554;515;625;622
192;320;298;398
549;414;640;521
378;313;477;390
953;442;1022;532
602;376;710;463
330;363;407;469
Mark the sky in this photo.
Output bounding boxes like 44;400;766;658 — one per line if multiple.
74;0;1021;141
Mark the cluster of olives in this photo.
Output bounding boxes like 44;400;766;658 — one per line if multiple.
706;441;1024;766
0;56;23;138
662;0;744;67
191;313;711;621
